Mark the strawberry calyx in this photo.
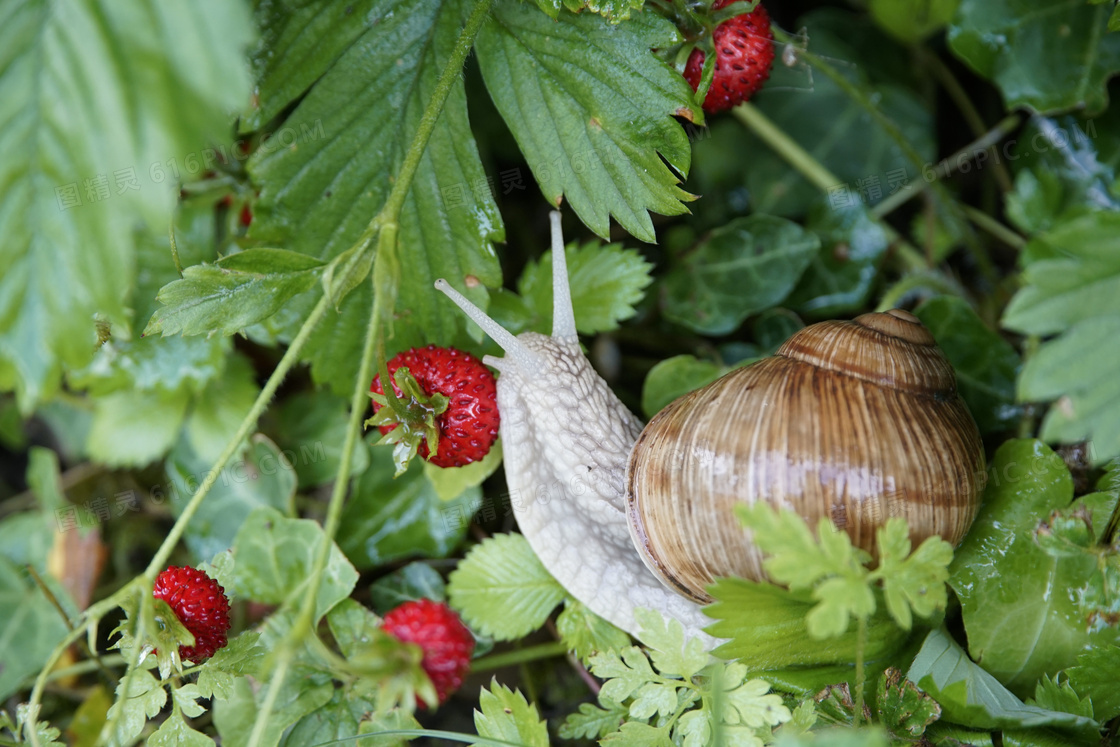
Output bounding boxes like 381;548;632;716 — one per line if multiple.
366;364;450;476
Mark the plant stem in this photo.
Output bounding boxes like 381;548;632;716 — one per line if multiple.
853;615;867;728
471;641;570;672
733;102;929;273
962;205;1027;250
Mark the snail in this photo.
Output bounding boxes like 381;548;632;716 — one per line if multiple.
435;212;986;650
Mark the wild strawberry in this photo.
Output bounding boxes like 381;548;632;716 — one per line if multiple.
683;0;774;113
381;599;475;707
152;566;231;661
368;345;499;474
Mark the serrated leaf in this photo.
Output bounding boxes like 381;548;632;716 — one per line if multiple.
875;668;941;738
1064;645;1120;721
144;249;324;337
662;215;820;335
248;0;503;394
629;682;679;720
590;646;659;704
556;598;631;665
915;295;1021;435
229;506;358;622
948;0;1120;115
876;519;953;630
906;628;1100;735
518;241;653;335
195;631;265;701
560;701;628;740
633;607;708;680
1030;675;1094;719
147;710;215;747
338;445;477;570
102;670;168;747
601;720;673;746
472;680;549;747
736;504;865;591
476;1;699;242
0;0;253;412
948;440;1120;695
447;533;565;640
719;672;793;729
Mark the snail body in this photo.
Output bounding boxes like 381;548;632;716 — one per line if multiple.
436;212;985;650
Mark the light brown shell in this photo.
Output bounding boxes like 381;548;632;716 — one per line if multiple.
625;309;986;604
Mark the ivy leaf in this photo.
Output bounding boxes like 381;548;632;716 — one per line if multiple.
915;295;1022;435
875;518;953;630
248;0;503;392
447;533;566;640
1003;212;1120;463
476;1;699;242
556;598;631;665
518;241;653;335
229;506;358;622
662;215;820;335
471;680;549;747
948;0;1120;115
633;607;709;680
906;628;1100;736
0;0;252;412
948;440;1120;695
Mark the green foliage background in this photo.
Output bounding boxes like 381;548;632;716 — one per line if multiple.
1;0;1119;744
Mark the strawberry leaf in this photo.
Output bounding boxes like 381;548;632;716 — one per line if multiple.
472;681;550;747
475;1;700;242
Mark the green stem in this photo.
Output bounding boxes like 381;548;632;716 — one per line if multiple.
962;205;1027;250
733;102;928;273
853;615;867;728
471;641;570;672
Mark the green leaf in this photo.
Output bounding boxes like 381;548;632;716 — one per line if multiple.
280;688;379;747
518;241;653;335
447;533;566;640
229;506;358;622
248;0;503;384
560;700;628;740
423;441;504;502
640;355;728;419
263;390;370;489
948;0;1120;115
601;721;672;746
369;562;447;614
786;201;891;319
86;388;191;468
144;249;324;338
148;708;214;747
589;646;659;704
212;668;333;747
868;0;959;43
357;709;423;747
102;669;168;747
0;0;253;412
949;440;1120;694
0;558;69;701
194;631;265;701
699;9;933;218
472;680;549;747
1002;212;1120;463
715;668;793;730
1065;645;1120;721
527;0;644;22
906;628;1100;734
476;1;699;242
875;518;953;630
662;215;820;335
167;436;296;564
633;607;708;680
337;445;477;570
704;577;909;670
875;667;941;738
915;295;1021;435
183;353;261;465
556;598;631;665
326;598;382;660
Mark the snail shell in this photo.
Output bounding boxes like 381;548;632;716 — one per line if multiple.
626;309;986;603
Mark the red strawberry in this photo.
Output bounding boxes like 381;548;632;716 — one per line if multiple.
368;345;499;473
683;0;774;113
381;599;475;707
152;566;231;661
